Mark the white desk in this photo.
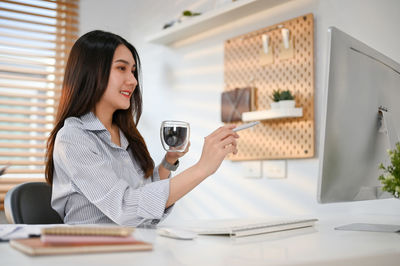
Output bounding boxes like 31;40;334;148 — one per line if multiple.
1;215;400;266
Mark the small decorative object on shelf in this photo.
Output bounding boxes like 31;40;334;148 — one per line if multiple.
0;163;10;176
163;10;202;29
221;87;257;122
278;90;295;109
269;89;296;109
182;10;201;17
269;89;281;109
378;142;400;198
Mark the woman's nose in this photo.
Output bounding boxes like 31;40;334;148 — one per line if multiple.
127;73;137;87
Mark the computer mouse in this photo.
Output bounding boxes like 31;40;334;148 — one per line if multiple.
157;228;197;240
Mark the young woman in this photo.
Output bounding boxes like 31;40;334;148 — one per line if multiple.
45;30;239;226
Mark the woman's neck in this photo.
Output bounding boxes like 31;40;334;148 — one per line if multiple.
93;103;121;146
94;110;114;132
94;110;121;146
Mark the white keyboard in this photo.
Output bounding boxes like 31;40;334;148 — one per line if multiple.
185;218;318;237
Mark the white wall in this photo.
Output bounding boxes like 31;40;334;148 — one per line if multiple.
79;0;400;223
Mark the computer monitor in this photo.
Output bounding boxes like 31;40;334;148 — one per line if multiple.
318;27;400;204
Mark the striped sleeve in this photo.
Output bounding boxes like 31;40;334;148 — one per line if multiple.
53;131;171;226
152;164;174;219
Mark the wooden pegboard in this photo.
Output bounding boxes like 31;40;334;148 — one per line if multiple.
224;14;314;160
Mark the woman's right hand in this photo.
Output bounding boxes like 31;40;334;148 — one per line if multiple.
166;125;239;207
196;125;239;176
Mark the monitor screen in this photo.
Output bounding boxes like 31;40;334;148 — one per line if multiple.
318;27;400;203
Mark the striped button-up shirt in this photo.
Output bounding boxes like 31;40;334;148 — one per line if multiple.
51;112;172;226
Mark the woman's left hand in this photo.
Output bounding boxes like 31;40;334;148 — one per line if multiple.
165;142;190;164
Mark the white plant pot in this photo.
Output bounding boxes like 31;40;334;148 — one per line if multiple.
279;100;295;109
270;102;280;109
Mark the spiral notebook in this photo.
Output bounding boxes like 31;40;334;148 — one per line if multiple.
9;225;149;256
40;226;134;237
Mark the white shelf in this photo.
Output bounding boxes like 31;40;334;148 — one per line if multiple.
242;108;303;122
146;0;291;45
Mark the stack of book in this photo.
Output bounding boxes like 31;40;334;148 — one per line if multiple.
10;225;152;256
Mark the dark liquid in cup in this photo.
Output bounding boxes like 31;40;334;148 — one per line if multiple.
163;127;187;147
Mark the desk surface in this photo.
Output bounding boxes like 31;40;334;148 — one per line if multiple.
1;215;400;266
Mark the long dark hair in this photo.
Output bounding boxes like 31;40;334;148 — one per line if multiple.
45;30;154;184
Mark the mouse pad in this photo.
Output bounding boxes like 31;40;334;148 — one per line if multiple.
335;223;400;232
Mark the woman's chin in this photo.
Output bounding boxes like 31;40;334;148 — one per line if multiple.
119;102;131;110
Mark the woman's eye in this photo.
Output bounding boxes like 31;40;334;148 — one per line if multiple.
118;66;126;71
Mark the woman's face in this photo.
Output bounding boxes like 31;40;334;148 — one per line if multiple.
97;44;137;114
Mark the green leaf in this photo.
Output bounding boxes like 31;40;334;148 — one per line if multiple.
280;90;295;100
378;141;400;197
269;89;281;102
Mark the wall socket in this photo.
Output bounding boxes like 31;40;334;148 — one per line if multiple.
240;161;262;178
262;160;286;179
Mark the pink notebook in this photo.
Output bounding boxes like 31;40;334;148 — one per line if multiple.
11;238;152;256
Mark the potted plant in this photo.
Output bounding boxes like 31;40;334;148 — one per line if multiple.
379;142;400;198
269;89;281;109
279;90;295;109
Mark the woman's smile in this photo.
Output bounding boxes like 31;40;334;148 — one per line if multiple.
120;89;132;98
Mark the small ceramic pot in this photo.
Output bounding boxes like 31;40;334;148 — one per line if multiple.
279;100;295;109
270;102;280;109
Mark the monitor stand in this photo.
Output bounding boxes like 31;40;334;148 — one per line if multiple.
354;186;392;201
378;106;399;150
339;108;400;232
332;108;399;233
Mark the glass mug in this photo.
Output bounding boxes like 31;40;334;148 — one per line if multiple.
160;120;190;152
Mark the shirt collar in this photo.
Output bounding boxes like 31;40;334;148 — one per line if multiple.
119;130;129;149
80;112;106;131
80;112;130;150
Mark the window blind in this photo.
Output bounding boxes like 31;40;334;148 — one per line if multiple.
0;0;79;210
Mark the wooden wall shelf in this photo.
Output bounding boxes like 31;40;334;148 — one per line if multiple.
145;0;291;45
242;108;303;122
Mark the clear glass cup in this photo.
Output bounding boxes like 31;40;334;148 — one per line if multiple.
160;120;190;152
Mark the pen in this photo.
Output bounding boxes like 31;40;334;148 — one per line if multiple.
233;121;260;132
